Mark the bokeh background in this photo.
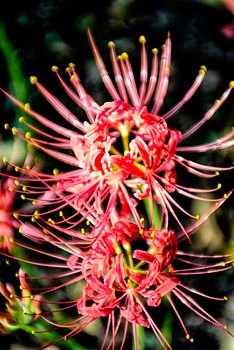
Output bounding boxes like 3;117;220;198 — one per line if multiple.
0;0;233;349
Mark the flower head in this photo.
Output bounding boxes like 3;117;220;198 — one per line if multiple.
7;210;233;349
0;137;35;251
0;135;55;254
1;31;233;241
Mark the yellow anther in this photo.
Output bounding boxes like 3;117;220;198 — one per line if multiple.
139;229;144;235
59;211;63;217
31;217;36;222
200;65;207;72
13;213;19;219
223;325;228;330
139;35;146;44
34;210;39;219
86;220;90;226
70;74;76;81
186;334;190;340
10;293;14;298
24;103;30;111
215;99;221;104
140;217;144;223
190;338;194;343
53;168;59;175
65;66;71;73
30;76;38;84
15;273;19;277
4;123;9;129
152;48;158;54
108;41;115;48
199;68;206;75
8;187;13;192
121;52;129;59
220;261;226;267
19;226;23;233
117;54;122;60
161;44;166;49
19;116;25;123
150;230;155;238
81;228;85;234
14;180;20;186
19;285;23;290
51;65;59;72
195;214;200;220
215;171;219;176
199;65;207;75
229;81;234;88
6;259;11;265
31;330;35;335
21;194;26;200
223;193;228;199
32;200;37;205
26;165;31;170
2;156;8;164
25;131;31;139
22;186;27;192
15;166;19;172
217;183;222;189
69;62;75;68
12;127;17;135
223;296;228;301
9;237;14;243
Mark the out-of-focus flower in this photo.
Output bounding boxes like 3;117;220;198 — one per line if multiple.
8;208;233;349
0;134;58;252
223;0;234;14
0;267;41;333
0;137;36;252
220;0;234;39
1;31;233;241
0;176;16;251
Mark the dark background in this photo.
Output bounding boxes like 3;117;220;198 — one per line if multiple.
0;1;233;349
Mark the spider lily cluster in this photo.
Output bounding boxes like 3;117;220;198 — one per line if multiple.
0;30;233;349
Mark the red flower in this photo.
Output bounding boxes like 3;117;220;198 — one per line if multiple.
4;209;232;349
1;32;233;240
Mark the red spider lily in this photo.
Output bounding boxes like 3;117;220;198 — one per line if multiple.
0;136;56;252
0;31;233;240
0;138;37;252
2;201;233;350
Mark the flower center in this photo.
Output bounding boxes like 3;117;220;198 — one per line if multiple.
83;100;182;184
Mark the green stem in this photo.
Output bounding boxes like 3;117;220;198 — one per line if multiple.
132;324;144;350
143;197;160;229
